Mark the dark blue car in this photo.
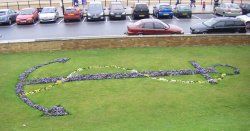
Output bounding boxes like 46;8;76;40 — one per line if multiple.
153;4;173;19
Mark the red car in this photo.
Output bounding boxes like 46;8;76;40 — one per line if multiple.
64;7;83;22
16;8;38;25
126;19;184;35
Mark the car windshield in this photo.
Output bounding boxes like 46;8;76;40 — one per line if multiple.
19;9;33;15
111;4;123;10
65;8;76;13
179;5;190;10
203;18;218;27
226;4;240;9
0;11;6;16
41;8;55;13
88;4;102;11
160;5;172;9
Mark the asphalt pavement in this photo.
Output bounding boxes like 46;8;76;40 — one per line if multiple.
0;13;249;41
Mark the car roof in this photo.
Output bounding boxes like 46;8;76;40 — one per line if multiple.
135;3;147;5
139;18;162;23
158;3;171;6
89;1;102;4
0;9;10;12
21;8;35;10
212;17;242;22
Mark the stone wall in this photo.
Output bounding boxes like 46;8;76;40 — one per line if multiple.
0;35;250;53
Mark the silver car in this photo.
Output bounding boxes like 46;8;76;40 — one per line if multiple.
214;3;242;17
0;9;18;25
39;7;59;23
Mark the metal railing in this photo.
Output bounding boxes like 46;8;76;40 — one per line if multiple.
0;0;248;10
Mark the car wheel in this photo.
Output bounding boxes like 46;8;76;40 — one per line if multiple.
239;28;246;33
246;22;250;29
222;12;226;17
32;19;35;24
170;15;173;19
214;10;217;15
156;13;159;18
8;19;12;25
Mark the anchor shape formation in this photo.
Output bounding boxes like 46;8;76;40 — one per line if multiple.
15;58;240;116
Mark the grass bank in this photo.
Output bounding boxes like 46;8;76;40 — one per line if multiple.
0;46;250;130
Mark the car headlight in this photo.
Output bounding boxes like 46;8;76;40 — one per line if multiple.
110;12;114;15
87;13;91;16
100;12;104;16
122;12;126;15
27;18;33;21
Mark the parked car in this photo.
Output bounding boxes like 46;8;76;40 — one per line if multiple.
239;3;250;15
39;7;59;23
86;1;105;21
109;2;126;20
64;7;83;22
153;3;173;19
214;3;242;17
236;13;250;28
190;17;246;34
126;18;184;35
173;4;192;18
16;8;38;25
0;9;18;25
131;3;149;19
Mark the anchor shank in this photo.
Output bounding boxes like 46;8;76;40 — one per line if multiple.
26;69;212;85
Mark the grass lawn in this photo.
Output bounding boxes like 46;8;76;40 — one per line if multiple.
0;45;250;130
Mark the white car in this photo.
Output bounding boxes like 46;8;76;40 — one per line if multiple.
236;13;250;28
39;7;59;23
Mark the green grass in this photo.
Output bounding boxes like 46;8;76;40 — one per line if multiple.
0;46;250;130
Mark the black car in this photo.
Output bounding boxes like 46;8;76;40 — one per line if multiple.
109;2;126;20
173;4;192;18
132;3;149;19
240;3;250;15
190;17;246;34
86;1;105;21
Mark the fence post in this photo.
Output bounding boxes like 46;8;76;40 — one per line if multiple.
50;0;52;6
211;0;212;5
28;0;30;8
127;0;128;6
17;1;20;10
61;0;65;15
105;0;106;7
170;0;171;5
149;0;150;5
6;2;9;9
39;0;41;8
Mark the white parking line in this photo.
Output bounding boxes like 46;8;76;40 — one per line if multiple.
105;17;107;22
192;15;202;21
82;17;86;23
173;16;179;21
150;15;155;19
34;21;39;26
10;23;16;27
128;16;132;21
57;19;63;24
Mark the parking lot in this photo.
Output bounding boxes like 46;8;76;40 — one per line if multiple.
1;13;249;41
